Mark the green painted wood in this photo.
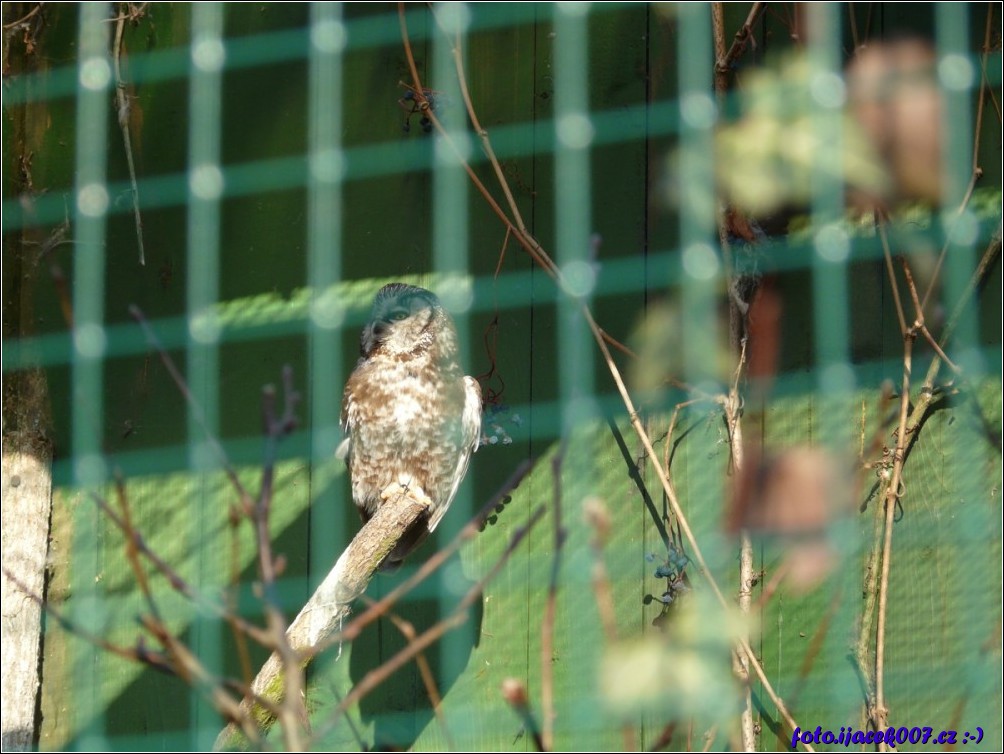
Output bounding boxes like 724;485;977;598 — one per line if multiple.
3;2;1000;751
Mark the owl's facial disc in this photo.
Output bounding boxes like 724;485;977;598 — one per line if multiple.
361;285;439;355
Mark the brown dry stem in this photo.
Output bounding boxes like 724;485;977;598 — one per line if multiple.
213;489;432;750
866;222;1001;745
112;3;146;265
398;5;810;748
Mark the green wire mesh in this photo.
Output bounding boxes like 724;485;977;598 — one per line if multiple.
2;2;1001;751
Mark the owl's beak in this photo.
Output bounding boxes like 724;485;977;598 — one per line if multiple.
360;323;375;355
360;321;387;355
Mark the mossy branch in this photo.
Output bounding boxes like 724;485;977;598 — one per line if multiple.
213;490;431;751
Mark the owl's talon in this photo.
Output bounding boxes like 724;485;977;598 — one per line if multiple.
380;480;433;509
380;481;405;502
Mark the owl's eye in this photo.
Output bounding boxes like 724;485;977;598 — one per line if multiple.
387;309;410;322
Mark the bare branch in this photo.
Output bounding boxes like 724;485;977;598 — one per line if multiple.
112;3;146;265
370;598;455;750
3;567;175;675
714;2;767;78
312;506;546;743
214;488;432;750
254;369;307;751
213;461;534;749
399;5;812;746
501;678;545;752
129;305;254;504
540;448;566;752
87;488;272;646
867;222;1001;740
2;3;43;30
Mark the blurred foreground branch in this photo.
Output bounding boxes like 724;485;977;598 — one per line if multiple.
213;488;432;750
400;4;811;748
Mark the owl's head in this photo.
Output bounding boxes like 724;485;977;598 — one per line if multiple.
360;283;451;357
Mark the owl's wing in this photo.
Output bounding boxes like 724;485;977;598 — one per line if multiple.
428;375;482;533
335;435;351;461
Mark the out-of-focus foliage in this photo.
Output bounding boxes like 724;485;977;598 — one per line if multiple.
846;40;944;205
600;591;743;727
729;446;849;594
715;54;891;215
628;299;734;395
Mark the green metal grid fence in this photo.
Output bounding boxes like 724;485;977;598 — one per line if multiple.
2;2;1001;751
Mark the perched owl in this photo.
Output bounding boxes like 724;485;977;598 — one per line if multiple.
339;283;482;568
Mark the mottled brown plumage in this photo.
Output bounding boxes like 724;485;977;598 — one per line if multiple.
339;283;481;567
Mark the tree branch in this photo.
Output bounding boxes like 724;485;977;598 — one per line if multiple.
213;488;432;750
399;6;812;747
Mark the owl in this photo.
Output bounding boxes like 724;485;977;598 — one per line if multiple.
339;283;482;568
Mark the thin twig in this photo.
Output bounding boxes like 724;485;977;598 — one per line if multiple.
400;2;639;365
501;679;546;752
3;567;174;674
428;4;526;233
862;3;876;41
3;566;272;748
601;328;640;360
938;228;1002;360
370;598;455;750
540;449;566;752
226;503;255;689
584;499;618;643
919;170;983;316
881;223;909;335
87;488;272;646
113;473;161;622
3;3;43;30
112;3;146;265
110;470;281;745
713;4;756;748
714;2;767;77
314;507;546;742
848;3;860;50
256;368;307;751
138;614;269;748
397;3;562;285
972;7;994;175
900;258;961;373
399;6;811;747
214;462;534;749
130;305;253;504
103;2;149;23
583;498;634;751
917;6;992;317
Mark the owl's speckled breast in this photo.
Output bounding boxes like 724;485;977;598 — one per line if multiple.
343;346;467;517
340;283;481;566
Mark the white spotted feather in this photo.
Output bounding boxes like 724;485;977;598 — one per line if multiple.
339;283;482;566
